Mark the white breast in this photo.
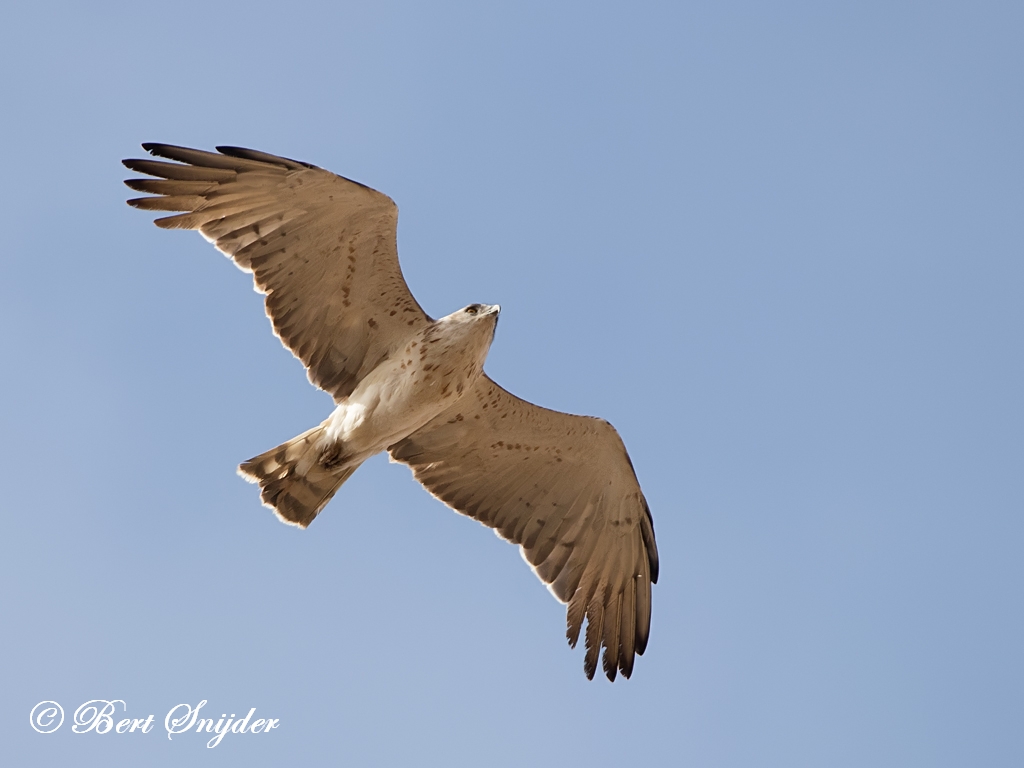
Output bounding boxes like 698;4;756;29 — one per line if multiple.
322;318;493;456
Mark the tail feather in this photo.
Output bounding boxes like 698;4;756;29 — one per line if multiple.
238;425;364;528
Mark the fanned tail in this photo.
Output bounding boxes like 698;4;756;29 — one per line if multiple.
238;425;364;528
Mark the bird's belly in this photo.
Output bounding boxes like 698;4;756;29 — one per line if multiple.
323;352;478;454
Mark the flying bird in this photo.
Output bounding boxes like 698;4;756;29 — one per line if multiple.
124;143;658;681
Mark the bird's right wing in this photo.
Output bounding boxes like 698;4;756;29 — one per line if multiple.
390;375;658;681
124;143;431;401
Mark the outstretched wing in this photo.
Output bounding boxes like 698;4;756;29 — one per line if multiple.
124;143;430;401
390;375;659;681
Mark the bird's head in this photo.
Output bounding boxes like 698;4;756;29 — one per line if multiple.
444;303;500;326
438;303;501;345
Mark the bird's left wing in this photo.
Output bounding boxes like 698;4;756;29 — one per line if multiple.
389;375;659;680
124;143;431;401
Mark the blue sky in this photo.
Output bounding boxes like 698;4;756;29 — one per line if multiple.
2;1;1021;765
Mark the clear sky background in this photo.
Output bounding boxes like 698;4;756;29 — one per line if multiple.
2;2;1021;765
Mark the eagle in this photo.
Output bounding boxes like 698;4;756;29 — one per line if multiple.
124;144;658;681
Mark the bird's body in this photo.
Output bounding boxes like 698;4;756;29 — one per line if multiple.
125;143;658;680
241;304;501;524
323;304;499;455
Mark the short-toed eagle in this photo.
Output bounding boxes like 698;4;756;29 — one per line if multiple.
124;144;658;680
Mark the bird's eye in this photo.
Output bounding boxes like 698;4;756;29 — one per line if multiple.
466;306;478;315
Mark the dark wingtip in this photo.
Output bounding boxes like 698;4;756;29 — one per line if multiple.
141;142;183;161
603;653;618;682
215;145;260;155
215;145;318;170
583;660;596;680
642;498;659;584
122;158;156;173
